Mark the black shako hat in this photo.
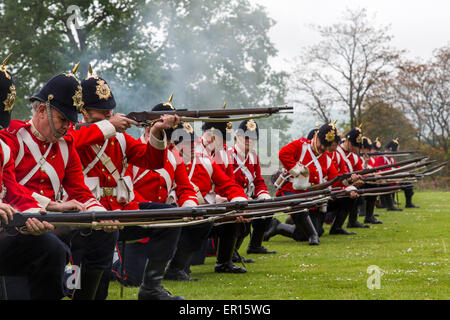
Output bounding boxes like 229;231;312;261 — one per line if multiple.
0;54;16;129
372;138;382;151
345;124;363;148
80;64;116;110
30;63;84;123
317;120;338;147
202;115;232;140
236;119;259;140
385;138;399;152
171;122;197;145
362;136;373;150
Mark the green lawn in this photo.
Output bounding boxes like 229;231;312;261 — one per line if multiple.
107;191;450;300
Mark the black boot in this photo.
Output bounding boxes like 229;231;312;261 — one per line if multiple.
164;250;199;281
232;237;255;263
247;222;277;254
364;196;382;224
358;198;367;217
292;213;320;245
138;260;184;300
405;189;419;208
214;236;246;273
346;204;369;229
71;267;104;300
386;194;403;211
331;210;357;235
285;216;294;225
263;218;280;242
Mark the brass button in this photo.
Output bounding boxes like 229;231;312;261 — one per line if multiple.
40;179;45;183
40;190;44;195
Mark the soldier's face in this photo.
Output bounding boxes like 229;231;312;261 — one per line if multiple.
203;130;223;151
176;141;194;164
329;141;338;152
84;109;114;122
35;104;70;142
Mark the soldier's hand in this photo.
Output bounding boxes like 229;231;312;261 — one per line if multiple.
151;115;180;138
109;113;138;133
20;218;55;236
47;200;86;212
349;190;360;199
0;203;15;226
98;220;122;232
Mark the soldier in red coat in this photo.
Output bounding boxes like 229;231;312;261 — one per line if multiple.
111;103;210;284
336;127;369;229
0;58;72;300
174;121;250;274
230;120;276;256
357;137;383;224
70;70;183;300
265;122;361;245
0;66;117;300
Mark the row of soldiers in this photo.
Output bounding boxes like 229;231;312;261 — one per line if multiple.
0;57;417;300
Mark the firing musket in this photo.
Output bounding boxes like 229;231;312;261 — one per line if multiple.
0;207;229;232
126;105;293;127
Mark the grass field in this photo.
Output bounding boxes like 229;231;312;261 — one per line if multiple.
106;191;449;300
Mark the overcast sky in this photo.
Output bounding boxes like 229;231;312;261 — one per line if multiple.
251;0;450;72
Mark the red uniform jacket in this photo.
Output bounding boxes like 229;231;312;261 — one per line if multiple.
0;120;103;211
129;139;198;207
68;120;167;210
335;145;364;172
277;138;341;196
180;152;247;204
0;138;41;211
228;145;270;199
330;150;350;174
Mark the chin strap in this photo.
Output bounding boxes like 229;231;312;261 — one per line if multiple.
45;102;64;140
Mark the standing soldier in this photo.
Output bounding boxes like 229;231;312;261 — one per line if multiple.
69;68;183;300
0;65;116;300
230;119;276;255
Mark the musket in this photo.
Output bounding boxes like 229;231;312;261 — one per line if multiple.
307;156;428;191
197;188;337;211
417;161;448;176
364;150;419;157
375;159;436;176
213;197;331;225
126;106;293;127
329;186;407;199
361;173;424;182
0;207;229;231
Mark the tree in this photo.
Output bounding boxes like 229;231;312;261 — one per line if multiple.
0;0;166;120
0;0;291;145
290;7;401;127
360;102;419;151
156;0;291;144
370;46;449;155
